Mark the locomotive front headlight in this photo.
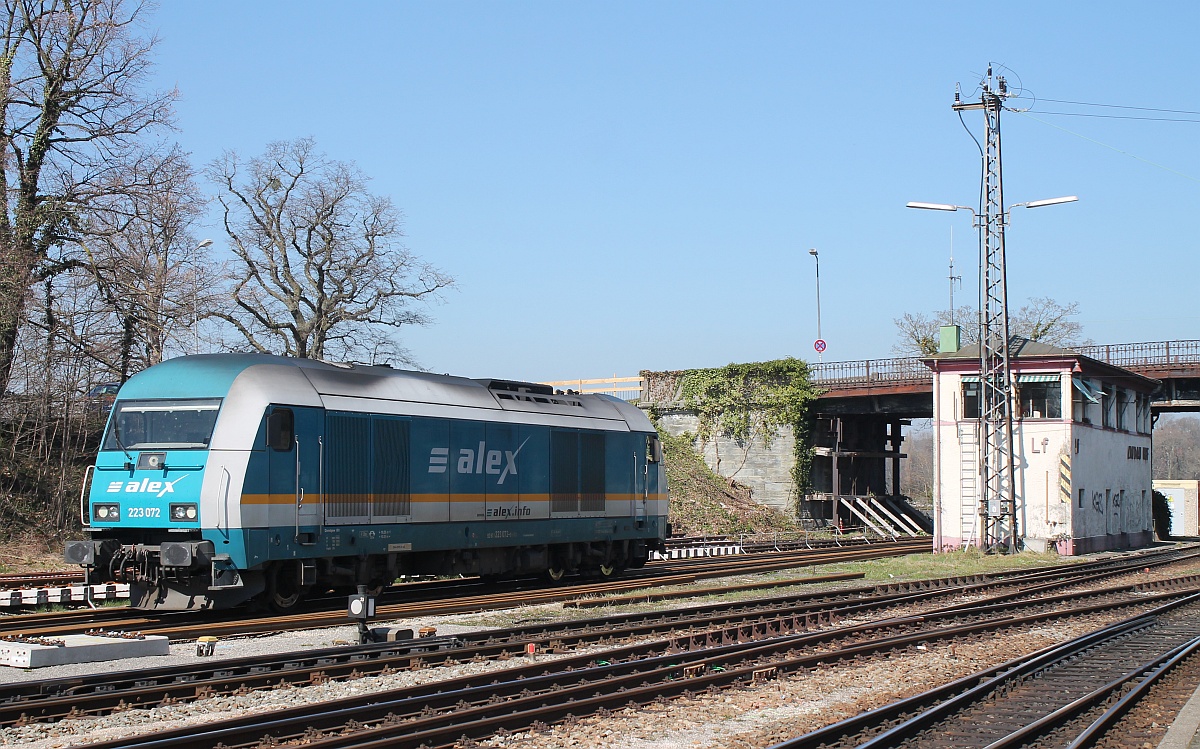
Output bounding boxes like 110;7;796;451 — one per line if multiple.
93;503;119;521
96;506;109;519
170;503;198;522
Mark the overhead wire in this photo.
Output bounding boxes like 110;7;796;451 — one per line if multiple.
1014;97;1200;116
1006;93;1200;122
1013;109;1200;123
1012;110;1199;183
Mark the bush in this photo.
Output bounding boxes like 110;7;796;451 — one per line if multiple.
1152;490;1172;540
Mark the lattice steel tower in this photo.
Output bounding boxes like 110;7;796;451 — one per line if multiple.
952;66;1018;552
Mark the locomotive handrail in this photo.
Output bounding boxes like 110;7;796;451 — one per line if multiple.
79;465;95;527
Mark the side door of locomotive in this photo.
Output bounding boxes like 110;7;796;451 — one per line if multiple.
266;406;323;538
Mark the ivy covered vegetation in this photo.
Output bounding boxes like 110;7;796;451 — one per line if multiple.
673;358;819;498
658;427;802;536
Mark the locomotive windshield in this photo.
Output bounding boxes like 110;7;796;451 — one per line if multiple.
102;398;222;451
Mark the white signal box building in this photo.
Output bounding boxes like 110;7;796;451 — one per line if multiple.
924;332;1158;555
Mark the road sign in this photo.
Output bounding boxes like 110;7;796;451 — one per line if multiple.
814;339;826;353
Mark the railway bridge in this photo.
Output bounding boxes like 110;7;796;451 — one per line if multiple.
551;339;1200;534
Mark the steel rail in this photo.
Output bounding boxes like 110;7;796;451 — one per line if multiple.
772;592;1200;744
1064;636;1200;749
769;593;1200;749
0;538;932;640
975;637;1200;749
2;545;1193;726
68;589;1200;749
9;574;1198;740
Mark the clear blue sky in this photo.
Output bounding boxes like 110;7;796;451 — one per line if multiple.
148;1;1200;382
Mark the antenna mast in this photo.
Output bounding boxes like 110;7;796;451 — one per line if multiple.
952;65;1018;553
948;227;961;324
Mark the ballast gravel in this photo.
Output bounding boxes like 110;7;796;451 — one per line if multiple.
1;560;1197;749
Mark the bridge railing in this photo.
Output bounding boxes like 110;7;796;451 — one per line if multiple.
573;339;1200;403
808;357;929;391
1072;340;1200;369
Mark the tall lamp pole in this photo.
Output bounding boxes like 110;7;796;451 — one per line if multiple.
809;248;823;362
193;239;213;354
907;194;1076;553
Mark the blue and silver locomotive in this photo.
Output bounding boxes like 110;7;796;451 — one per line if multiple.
65;354;669;610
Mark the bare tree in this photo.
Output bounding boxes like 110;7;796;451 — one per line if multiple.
1154;415;1200;481
208;138;453;364
0;0;176;397
892;297;1090;356
898;428;934;505
63;146;219;378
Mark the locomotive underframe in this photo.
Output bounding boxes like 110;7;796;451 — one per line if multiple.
68;529;659;610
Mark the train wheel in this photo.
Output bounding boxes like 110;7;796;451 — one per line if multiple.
266;561;304;612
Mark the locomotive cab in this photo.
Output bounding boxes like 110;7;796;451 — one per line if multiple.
67;394;265;609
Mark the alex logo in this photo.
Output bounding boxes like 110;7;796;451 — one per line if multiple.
428;438;529;485
106;474;190;498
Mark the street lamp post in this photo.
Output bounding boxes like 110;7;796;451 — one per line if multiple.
906;195;1076;553
193;239;213;354
809;248;823;361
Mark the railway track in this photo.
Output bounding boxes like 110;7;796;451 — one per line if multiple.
0;537;931;640
2;544;1197;733
0;571;84;589
29;571;1200;748
773;601;1200;748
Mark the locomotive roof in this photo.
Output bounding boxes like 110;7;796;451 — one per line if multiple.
117;354;651;439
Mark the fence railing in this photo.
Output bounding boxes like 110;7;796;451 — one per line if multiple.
556;339;1200;403
807;357;929;390
540;375;644;401
1073;340;1200;369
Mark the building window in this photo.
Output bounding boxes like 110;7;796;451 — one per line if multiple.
1018;382;1062;419
1101;384;1115;428
962;380;980;419
1115;389;1130;431
1135;394;1150;434
1073;377;1105;425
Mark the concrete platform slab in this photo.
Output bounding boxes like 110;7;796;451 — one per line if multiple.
1159;683;1200;749
0;633;169;669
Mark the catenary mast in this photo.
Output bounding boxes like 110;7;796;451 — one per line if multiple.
952;66;1018;552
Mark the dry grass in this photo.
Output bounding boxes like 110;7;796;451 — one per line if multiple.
0;531;64;573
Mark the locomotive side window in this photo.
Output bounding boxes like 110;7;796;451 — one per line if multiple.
647;435;662;463
267;409;294;451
